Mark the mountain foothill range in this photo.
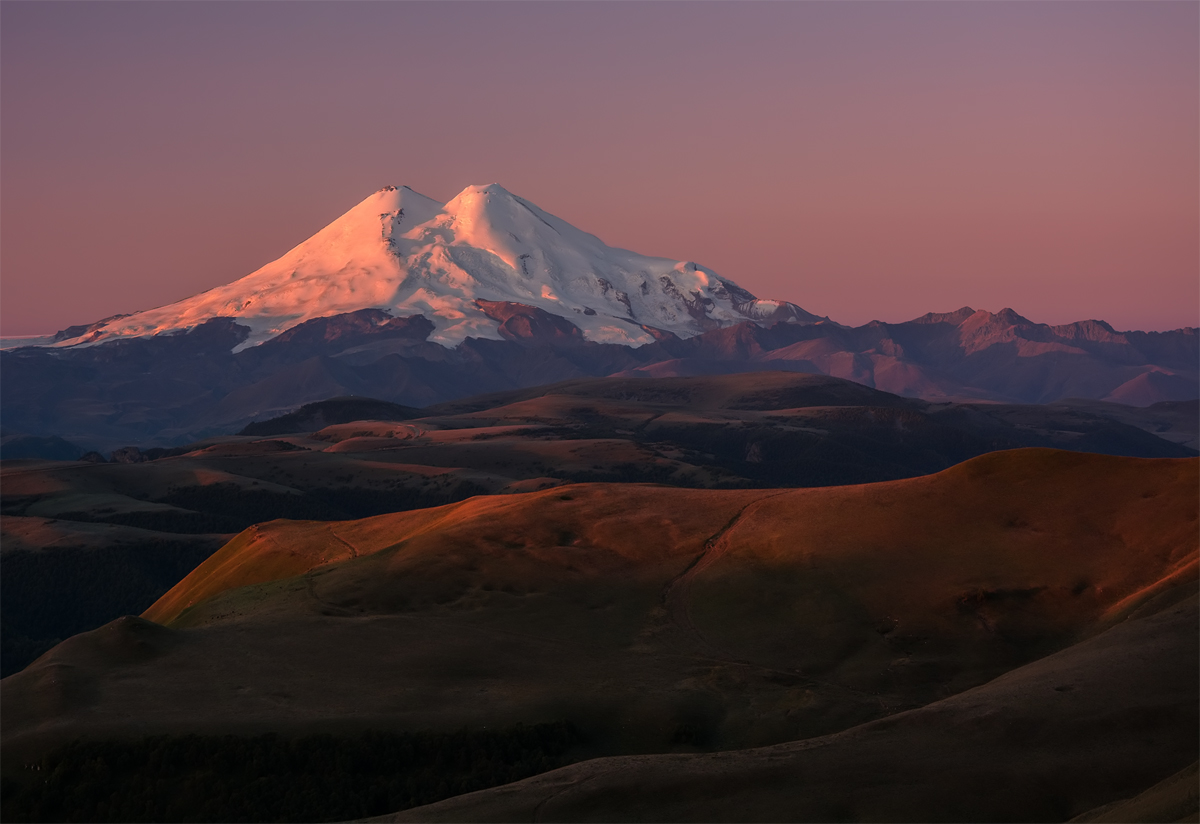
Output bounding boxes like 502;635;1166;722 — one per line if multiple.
1;183;1196;455
1;184;1197;823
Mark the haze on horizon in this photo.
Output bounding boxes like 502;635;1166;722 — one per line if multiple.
1;1;1196;337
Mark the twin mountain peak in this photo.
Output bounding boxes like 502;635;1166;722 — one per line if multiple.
49;183;829;351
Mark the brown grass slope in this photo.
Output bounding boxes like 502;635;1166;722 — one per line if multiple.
378;592;1198;823
140;505;469;626
1070;761;1199;824
2;450;1195;792
416;372;906;416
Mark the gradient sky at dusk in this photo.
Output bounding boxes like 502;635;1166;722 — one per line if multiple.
2;1;1196;336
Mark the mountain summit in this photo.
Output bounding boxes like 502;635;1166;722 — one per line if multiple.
50;183;827;350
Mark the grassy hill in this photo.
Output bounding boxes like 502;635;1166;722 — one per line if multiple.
3;449;1194;821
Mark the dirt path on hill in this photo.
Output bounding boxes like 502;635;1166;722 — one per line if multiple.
326;524;360;558
662;491;789;644
660;489;886;705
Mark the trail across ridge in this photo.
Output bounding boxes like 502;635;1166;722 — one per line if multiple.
660;489;886;704
662;491;790;648
326;525;361;559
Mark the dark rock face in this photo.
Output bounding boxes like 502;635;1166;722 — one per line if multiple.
474;300;584;343
52;313;131;344
1;307;1195;450
261;309;435;351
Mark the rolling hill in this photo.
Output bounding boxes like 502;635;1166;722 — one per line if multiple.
4;372;1194;677
3;449;1195;821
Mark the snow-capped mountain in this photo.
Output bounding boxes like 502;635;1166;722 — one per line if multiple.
50;184;827;350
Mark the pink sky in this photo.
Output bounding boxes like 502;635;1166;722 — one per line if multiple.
2;2;1196;336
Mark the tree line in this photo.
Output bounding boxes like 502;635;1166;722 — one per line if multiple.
2;722;583;822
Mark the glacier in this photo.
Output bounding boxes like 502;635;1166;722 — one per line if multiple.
36;183;828;352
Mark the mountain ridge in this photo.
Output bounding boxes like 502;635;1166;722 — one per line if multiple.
26;183;829;351
3;183;1191;360
2;307;1195;452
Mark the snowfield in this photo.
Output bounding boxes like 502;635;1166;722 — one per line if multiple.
41;184;827;351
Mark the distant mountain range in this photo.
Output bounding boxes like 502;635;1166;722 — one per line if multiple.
1;184;1195;450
